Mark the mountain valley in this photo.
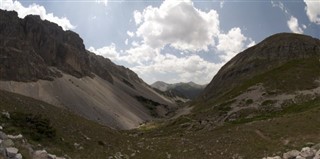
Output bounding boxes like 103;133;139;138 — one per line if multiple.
0;9;320;159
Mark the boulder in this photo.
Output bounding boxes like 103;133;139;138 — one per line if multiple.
295;156;306;159
312;144;320;151
6;147;19;158
283;150;300;159
263;156;281;159
48;154;56;159
7;134;23;140
313;150;320;159
0;131;7;140
33;150;48;159
2;139;14;147
300;147;316;158
15;153;23;159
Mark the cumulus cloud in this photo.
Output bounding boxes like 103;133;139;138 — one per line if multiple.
287;16;304;34
220;1;225;8
88;43;118;61
132;54;222;84
271;1;305;34
271;0;288;14
133;10;142;25
217;28;255;62
135;0;220;51
96;0;108;7
91;0;254;84
121;44;160;65
127;31;134;37
304;0;320;24
1;0;75;30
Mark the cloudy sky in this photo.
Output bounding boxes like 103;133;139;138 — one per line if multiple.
1;0;319;84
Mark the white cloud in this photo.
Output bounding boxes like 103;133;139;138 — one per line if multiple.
247;39;256;48
302;24;307;29
217;27;254;62
135;0;220;51
125;39;128;45
132;54;222;84
133;10;142;25
271;0;288;14
220;1;225;8
91;16;97;20
304;0;320;24
287;16;304;34
1;0;75;30
131;41;139;47
88;43;118;61
90;0;254;84
96;0;108;7
121;44;159;65
271;1;305;34
127;31;134;37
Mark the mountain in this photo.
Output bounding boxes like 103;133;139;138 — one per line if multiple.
1;20;320;158
196;33;320;123
151;81;206;100
2;9;320;159
0;10;175;130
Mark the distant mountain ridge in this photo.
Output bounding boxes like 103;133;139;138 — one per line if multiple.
0;9;175;129
151;81;206;100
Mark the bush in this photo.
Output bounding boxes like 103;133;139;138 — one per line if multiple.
10;112;56;141
246;99;253;105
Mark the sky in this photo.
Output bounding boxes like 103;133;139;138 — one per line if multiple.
1;0;320;85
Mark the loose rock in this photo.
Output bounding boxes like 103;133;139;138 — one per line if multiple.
6;147;19;158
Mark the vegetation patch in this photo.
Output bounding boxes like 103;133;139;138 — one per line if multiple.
231;97;320;124
196;57;320;113
136;96;161;117
261;100;277;106
122;78;135;89
2;112;56;141
215;99;235;112
246;99;253;105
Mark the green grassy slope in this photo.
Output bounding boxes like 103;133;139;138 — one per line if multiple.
193;56;320;114
130;97;320;159
1;86;320;159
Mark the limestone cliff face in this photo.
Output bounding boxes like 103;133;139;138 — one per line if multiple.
201;33;320;101
0;9;145;85
0;10;91;81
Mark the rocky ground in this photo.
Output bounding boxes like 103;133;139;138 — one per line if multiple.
0;112;66;159
263;143;320;159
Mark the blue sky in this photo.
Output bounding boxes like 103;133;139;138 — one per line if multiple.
1;0;319;84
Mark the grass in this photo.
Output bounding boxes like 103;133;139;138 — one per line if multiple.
1;82;320;158
0;90;131;158
194;57;320;113
136;97;320;159
230;97;320;125
246;99;254;105
136;95;163;117
3;112;56;141
122;78;135;89
261;100;277;106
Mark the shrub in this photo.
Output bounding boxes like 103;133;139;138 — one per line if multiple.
10;112;56;141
